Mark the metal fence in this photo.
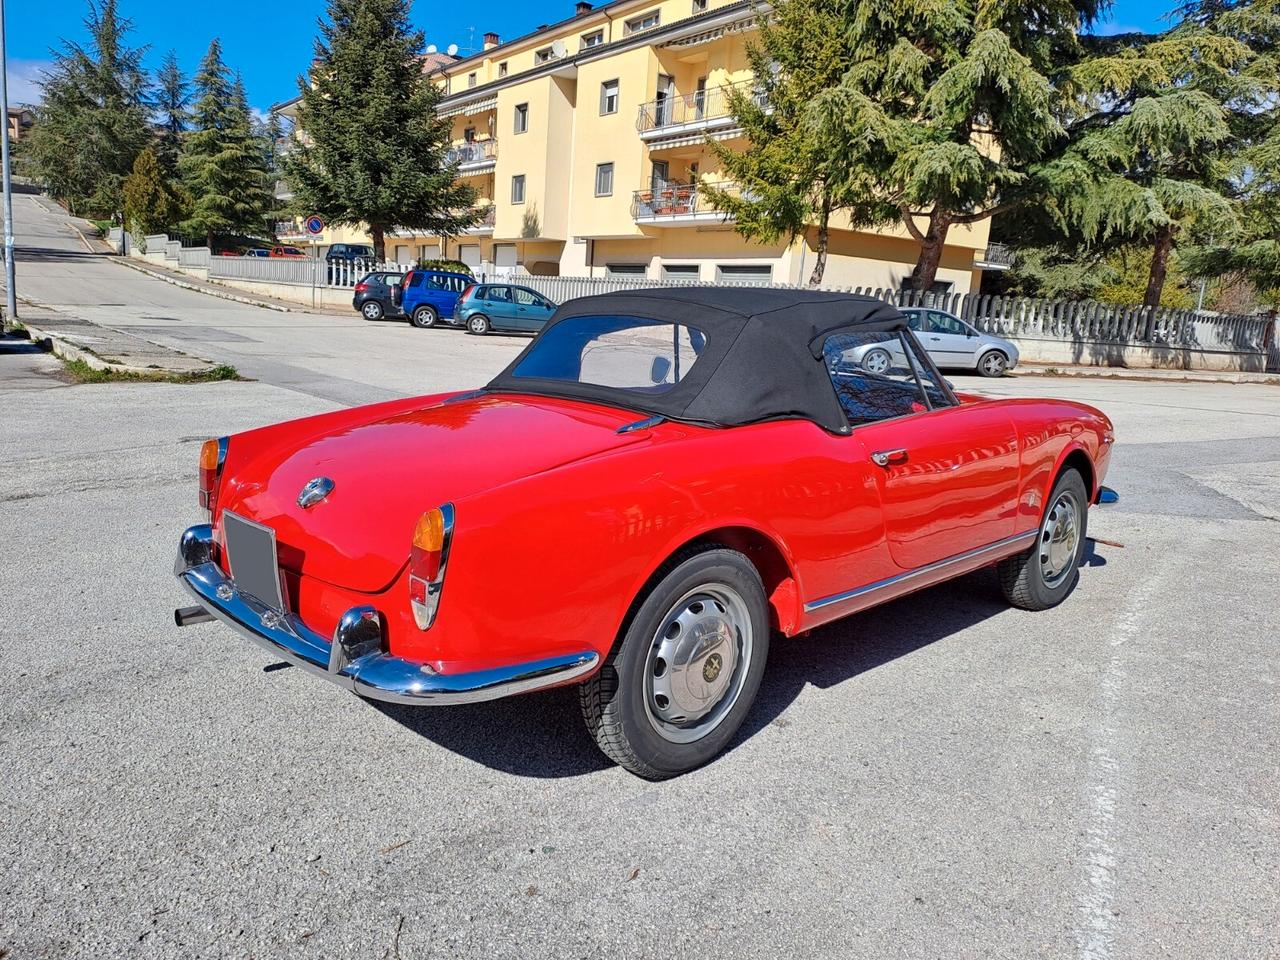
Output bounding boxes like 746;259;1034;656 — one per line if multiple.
207;254;407;287
512;274;1271;354
177;246;211;269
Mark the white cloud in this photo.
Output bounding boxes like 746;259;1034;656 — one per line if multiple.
5;58;52;107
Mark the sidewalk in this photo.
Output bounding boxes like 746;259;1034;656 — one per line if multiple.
1014;362;1279;385
17;301;220;377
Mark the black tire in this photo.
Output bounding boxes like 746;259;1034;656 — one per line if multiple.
998;468;1089;610
862;348;892;374
977;350;1009;378
361;300;384;321
411;305;438;329
580;546;770;779
467;314;491;335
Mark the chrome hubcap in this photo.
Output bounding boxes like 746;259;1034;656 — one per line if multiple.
983;353;1005;375
363;303;379;317
863;350;889;374
644;584;752;744
471;318;485;332
1040;491;1080;587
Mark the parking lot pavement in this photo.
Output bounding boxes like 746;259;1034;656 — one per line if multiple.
1;317;1277;960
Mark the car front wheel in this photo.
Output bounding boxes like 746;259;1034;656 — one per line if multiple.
361;300;384;321
862;348;892;374
998;467;1088;610
580;546;770;779
467;314;491;335
978;350;1009;377
411;305;438;329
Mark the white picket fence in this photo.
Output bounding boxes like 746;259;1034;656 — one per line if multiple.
207;254;409;287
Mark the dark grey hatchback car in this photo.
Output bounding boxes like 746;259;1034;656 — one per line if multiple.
352;271;404;321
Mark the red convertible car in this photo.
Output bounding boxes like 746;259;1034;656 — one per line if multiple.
175;289;1115;778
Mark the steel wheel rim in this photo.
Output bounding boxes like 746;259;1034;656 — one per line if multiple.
1040;490;1080;587
982;352;1005;376
643;583;753;744
863;350;890;374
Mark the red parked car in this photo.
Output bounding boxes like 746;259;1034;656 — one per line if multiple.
174;289;1115;778
269;245;307;259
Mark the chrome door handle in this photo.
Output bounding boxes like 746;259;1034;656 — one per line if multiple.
871;448;908;467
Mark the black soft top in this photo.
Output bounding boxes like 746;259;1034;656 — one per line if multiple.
485;287;908;434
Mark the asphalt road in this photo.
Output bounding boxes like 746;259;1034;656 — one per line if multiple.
1;200;1278;959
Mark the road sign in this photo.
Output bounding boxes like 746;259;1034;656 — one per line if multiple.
305;215;325;236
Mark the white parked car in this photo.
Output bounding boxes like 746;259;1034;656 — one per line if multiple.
845;307;1020;377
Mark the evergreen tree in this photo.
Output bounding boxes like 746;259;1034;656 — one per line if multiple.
180;41;272;247
123;146;182;236
26;0;150;219
703;0;875;285
285;0;478;260
154;50;190;177
801;0;1103;291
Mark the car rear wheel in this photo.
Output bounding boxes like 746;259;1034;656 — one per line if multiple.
862;348;892;374
978;350;1008;377
998;467;1088;610
580;547;770;779
411;305;438;329
467;314;491;335
361;300;384;321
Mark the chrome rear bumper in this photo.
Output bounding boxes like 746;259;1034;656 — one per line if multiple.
173;524;598;705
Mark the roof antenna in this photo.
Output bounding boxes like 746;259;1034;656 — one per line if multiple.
466;26;476;55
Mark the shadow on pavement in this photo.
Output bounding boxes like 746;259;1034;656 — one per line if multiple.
372;564;1042;779
16;245;104;263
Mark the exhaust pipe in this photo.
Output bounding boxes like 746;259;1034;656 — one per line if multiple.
175;605;215;627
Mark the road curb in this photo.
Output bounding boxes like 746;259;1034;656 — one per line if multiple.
21;320;197;376
1013;366;1280;386
110;256;295;313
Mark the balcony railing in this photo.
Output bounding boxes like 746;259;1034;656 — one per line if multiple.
631;181;744;222
975;242;1016;270
465;206;497;232
445;139;498;168
636;79;767;134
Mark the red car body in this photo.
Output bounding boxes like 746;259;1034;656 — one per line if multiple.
175;289;1114;775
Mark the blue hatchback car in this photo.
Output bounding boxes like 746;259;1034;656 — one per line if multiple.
397;270;474;329
452;283;558;335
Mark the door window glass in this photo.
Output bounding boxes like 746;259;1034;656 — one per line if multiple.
823;331;951;425
927;311;967;336
486;286;512;302
513;287;540;305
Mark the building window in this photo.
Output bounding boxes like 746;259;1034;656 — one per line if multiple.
498;61;508;77
595;162;614;197
607;263;646;276
535;46;554;63
600;79;619;115
511;175;526;204
514;103;528;134
663;264;699;280
716;264;772;285
624;10;661;33
692;0;707;10
581;30;604;48
467;72;477;88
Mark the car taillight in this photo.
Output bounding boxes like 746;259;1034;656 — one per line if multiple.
198;437;229;518
402;270;415;290
460;283;476;301
409;504;454;630
354;282;368;293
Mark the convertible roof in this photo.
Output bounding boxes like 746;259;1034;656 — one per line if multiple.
485;287;908;433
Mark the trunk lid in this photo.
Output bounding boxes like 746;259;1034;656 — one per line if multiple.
219;392;646;592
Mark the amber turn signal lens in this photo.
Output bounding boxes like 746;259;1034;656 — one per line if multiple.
412;509;446;553
199;438;220;471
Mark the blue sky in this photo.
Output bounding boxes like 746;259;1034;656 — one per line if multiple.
5;0;1178;114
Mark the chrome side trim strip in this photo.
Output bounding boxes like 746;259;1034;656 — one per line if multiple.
174;525;599;705
803;530;1038;614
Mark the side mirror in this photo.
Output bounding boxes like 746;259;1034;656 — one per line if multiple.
650;356;673;384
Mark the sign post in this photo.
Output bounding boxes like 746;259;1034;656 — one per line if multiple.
305;215;325;309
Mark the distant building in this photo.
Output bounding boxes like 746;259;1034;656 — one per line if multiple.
7;107;34;143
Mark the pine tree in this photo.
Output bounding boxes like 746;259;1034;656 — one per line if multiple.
123;146;181;236
703;0;882;285
154;50;190;178
26;0;150;219
284;0;478;260
800;0;1102;291
180;41;273;247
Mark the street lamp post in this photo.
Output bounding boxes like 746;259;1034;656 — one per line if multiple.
0;0;17;331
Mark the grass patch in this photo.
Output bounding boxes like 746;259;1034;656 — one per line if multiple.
91;219;114;235
61;357;243;384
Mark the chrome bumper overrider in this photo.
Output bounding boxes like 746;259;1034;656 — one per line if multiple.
173;524;599;705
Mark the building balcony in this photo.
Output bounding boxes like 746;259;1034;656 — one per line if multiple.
463;206;496;235
445;139;498;173
631;182;738;226
636;80;766;144
974;242;1015;271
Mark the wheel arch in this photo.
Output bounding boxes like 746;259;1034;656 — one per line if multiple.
1052;445;1096;501
623;523;804;640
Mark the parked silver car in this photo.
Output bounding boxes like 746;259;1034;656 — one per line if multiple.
846;307;1020;377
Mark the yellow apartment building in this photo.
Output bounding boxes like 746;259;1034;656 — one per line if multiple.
274;0;1007;293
